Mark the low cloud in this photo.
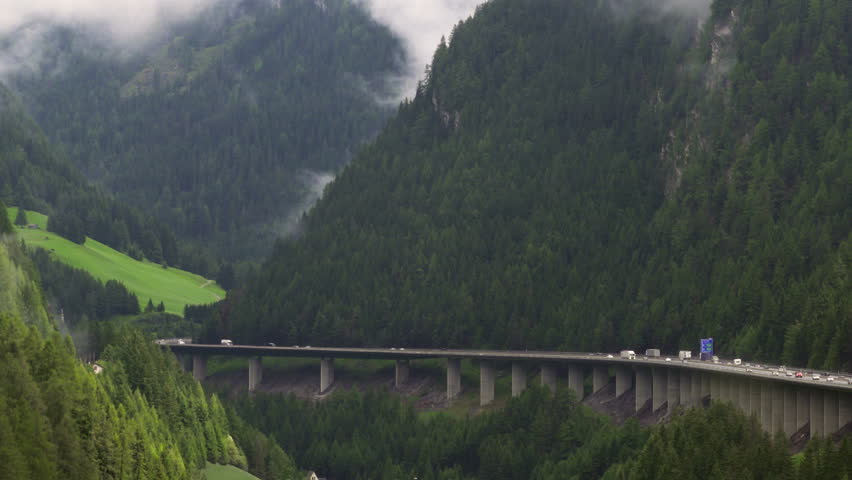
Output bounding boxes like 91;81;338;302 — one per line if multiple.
0;0;211;40
356;0;484;99
275;170;336;238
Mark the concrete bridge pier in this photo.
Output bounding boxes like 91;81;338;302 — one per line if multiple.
689;372;701;407
480;361;496;406
823;391;838;436
710;375;720;403
700;374;710;402
735;378;760;419
176;354;192;372
511;362;527;397
447;358;462;402
615;365;632;398
540;364;557;392
395;360;410;388
771;383;784;435
679;371;691;408
192;355;207;381
760;382;772;432
666;369;680;414
746;378;757;414
320;358;335;393
568;365;584;400
635;367;651;412
796;388;810;434
248;356;262;392
840;393;852;431
783;386;797;437
652;368;666;412
810;389;824;438
592;366;609;395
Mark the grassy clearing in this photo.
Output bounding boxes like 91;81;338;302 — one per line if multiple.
7;207;224;315
203;462;261;480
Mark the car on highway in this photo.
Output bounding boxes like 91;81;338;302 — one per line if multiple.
772;371;779;376
665;357;672;362
733;359;742;365
826;376;835;382
812;373;821;380
795;372;803;378
746;368;753;372
265;342;276;347
606;354;614;358
786;372;793;376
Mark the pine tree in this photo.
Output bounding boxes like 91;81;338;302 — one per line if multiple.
13;208;26;226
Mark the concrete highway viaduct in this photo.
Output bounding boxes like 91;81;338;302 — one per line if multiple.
166;344;852;439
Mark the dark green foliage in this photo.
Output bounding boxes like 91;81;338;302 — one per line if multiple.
601;404;795;479
13;207;26;226
0;84;219;275
0;200;12;234
216;0;852;370
229;386;647;480
10;0;404;260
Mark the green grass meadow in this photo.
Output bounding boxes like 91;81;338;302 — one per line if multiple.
7;207;224;315
203;462;262;480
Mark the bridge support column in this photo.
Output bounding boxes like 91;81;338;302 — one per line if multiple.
615;365;632;398
666;369;680;414
592;366;609;395
750;381;761;419
710;375;720;403
320;358;335;393
700;374;710;403
840;393;852;431
735;378;760;420
652;368;667;412
511;362;527;397
720;375;731;404
540;364;557;392
176;354;192;372
192;355;207;381
248;357;262;392
568;365;584;400
771;383;784;435
480;361;496;406
810;389;824;438
689;372;701;407
823;391;838;436
395;360;410;388
760;382;772;432
679;371;691;408
784;386;797;438
635;367;651;412
447;358;462;402
796;388;810;433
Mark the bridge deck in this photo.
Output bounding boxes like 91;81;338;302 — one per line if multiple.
165;344;852;393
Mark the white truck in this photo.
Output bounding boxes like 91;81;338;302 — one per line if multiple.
678;350;692;360
220;339;234;346
645;349;661;357
620;350;636;360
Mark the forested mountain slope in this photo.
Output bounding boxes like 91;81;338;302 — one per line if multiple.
219;0;851;370
7;0;404;259
0;84;223;273
0;202;298;480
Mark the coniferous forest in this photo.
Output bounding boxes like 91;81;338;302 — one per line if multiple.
7;0;404;260
215;0;852;371
2;0;852;478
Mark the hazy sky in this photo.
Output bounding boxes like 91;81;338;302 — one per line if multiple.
0;0;208;39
